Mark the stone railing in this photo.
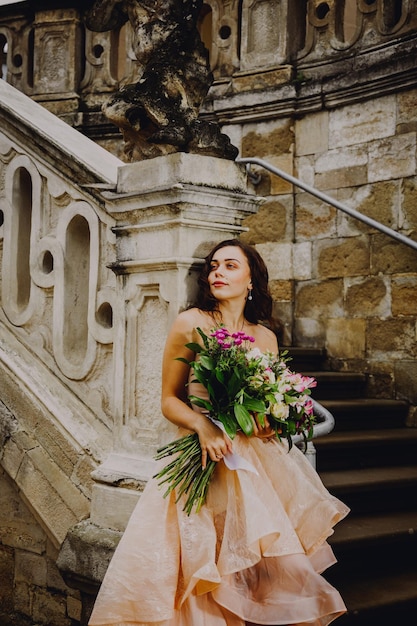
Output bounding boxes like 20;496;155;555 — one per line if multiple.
298;0;416;66
1;1;416;140
0;77;261;550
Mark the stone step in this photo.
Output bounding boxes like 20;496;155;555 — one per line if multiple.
321;464;417;514
326;511;417;623
330;509;417;559
285;346;327;372
315;426;417;470
328;566;417;625
319;398;409;430
309;371;367;399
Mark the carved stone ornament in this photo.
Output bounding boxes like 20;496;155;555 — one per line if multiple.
84;0;238;161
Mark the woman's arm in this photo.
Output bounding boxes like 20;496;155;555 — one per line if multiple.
161;310;232;468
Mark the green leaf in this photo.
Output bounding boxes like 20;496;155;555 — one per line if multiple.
175;357;191;364
215;368;225;384
234;404;254;436
199;355;214;370
188;395;213;412
243;397;266;414
195;327;212;350
185;342;203;353
217;412;238;439
228;371;243;398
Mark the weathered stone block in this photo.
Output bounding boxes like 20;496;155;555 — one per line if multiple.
14;451;83;547
0;471;46;555
13;581;32;617
395;360;417;405
328;97;396;149
57;520;121;587
33;9;81;100
72;455;97;499
27;446;90;520
269;279;293;301
316;237;370;278
90;483;140;532
295;156;315;188
295;279;344;317
326;318;366;359
367;318;417;358
338;181;399;236
15;550;47;587
315;145;368;175
257;242;294;280
368;132;416;182
0;544;14;612
366;362;395;399
117;152;247;194
371;234;417;274
241;197;290;244
401;178;417;231
293;242;313;281
296;195;337;241
233;66;293;93
293;317;326;348
398;89;417;125
2;436;26;480
67;594;82;622
315;165;368;190
32;586;70;626
268;154;294;195
345;276;389;317
33;422;79;479
295;111;329;157
392;275;417;315
242;119;294;159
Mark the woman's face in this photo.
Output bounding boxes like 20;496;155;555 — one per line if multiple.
208;246;252;302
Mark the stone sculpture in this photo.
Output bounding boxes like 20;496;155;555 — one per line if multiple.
84;0;238;160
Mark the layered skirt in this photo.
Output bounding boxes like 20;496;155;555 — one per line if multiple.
89;433;349;626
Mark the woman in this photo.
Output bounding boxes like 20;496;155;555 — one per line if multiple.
89;239;349;626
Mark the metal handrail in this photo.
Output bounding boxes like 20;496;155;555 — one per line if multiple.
237;156;417;251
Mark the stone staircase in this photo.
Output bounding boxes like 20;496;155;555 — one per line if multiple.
288;347;417;625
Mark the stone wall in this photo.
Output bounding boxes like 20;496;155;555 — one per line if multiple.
0;468;81;626
237;91;417;404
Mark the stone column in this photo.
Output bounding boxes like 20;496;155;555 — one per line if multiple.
57;154;263;619
31;9;82;117
89;152;262;530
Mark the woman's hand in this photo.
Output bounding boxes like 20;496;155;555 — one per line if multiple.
194;416;233;469
251;414;276;440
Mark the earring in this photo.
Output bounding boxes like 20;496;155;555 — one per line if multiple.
248;288;253;301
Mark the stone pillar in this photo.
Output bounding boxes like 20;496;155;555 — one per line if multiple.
31;9;82;117
90;152;262;530
57;153;263;619
240;0;305;71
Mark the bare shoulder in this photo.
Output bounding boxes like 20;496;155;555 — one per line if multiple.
248;323;278;354
169;308;213;341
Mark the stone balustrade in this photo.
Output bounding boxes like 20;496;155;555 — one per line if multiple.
1;2;416;136
0;75;261;549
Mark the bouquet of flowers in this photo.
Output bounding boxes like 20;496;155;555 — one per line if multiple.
154;327;316;515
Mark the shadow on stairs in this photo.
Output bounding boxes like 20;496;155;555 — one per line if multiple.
288;347;417;625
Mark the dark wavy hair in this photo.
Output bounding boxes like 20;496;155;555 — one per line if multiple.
195;239;273;324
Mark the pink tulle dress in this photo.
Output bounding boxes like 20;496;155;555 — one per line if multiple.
89;376;349;626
